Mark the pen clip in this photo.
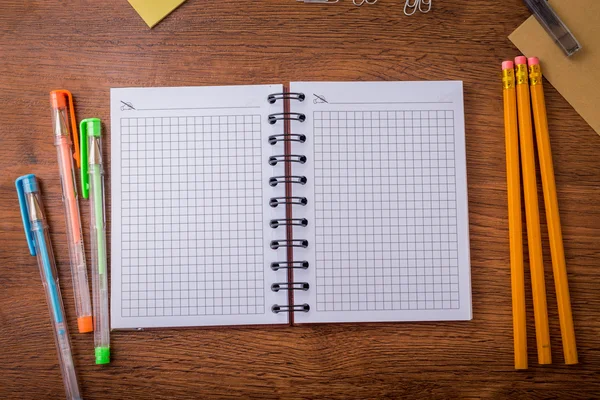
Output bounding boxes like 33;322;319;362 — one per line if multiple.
50;90;81;169
79;118;102;199
15;175;36;256
80;119;90;199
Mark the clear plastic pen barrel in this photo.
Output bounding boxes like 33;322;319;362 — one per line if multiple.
88;134;110;364
51;101;93;333
25;188;82;400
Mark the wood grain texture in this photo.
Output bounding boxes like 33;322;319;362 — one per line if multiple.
1;0;600;398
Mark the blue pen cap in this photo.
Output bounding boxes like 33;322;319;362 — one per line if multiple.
16;174;38;256
22;175;38;193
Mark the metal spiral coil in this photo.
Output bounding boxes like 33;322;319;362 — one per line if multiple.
269;196;308;208
267;91;310;316
267;92;306;104
271;304;310;314
268;134;306;145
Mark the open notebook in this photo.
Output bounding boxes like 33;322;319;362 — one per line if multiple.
110;82;471;329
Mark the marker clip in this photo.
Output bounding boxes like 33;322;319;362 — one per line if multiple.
50;90;81;168
80;118;102;199
16;174;37;256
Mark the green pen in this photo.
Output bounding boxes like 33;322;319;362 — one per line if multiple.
80;118;110;364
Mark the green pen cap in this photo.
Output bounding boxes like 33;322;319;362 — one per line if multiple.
95;346;110;364
79;118;102;199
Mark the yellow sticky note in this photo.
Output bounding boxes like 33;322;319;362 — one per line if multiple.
128;0;187;28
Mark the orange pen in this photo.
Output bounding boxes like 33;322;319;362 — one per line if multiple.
514;56;551;364
502;61;528;370
50;90;93;333
528;57;578;365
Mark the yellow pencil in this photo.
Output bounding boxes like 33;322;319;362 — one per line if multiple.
502;60;528;370
528;57;578;365
515;55;552;365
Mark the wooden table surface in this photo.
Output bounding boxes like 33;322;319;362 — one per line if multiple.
1;0;600;398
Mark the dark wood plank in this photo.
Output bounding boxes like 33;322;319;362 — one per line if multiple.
1;0;599;398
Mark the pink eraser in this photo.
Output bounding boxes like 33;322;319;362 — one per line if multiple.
528;57;540;65
515;56;527;65
502;61;514;70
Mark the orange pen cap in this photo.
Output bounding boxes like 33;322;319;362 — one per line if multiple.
50;90;81;168
77;316;93;333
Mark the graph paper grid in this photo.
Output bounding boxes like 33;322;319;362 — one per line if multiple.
313;110;460;312
120;115;265;318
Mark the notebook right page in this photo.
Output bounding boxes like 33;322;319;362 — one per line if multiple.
290;81;471;323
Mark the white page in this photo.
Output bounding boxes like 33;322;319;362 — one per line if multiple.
290;81;472;323
110;85;290;329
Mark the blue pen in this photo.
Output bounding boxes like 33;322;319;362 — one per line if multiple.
17;174;82;400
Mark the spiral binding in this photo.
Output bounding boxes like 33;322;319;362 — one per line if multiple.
272;304;310;314
269;175;307;187
270;218;308;228
270;239;308;250
267;92;306;104
270;261;309;271
271;282;310;292
268;134;306;145
268;92;310;314
268;155;307;166
268;112;306;125
269;196;307;208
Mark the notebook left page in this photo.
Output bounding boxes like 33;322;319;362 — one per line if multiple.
110;85;290;329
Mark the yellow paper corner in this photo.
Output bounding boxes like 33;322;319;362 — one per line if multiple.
128;0;187;28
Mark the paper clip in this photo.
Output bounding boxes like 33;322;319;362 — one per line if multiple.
404;0;431;15
297;0;339;3
353;0;378;5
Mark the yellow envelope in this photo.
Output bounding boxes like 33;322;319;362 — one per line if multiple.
128;0;187;28
509;0;600;136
